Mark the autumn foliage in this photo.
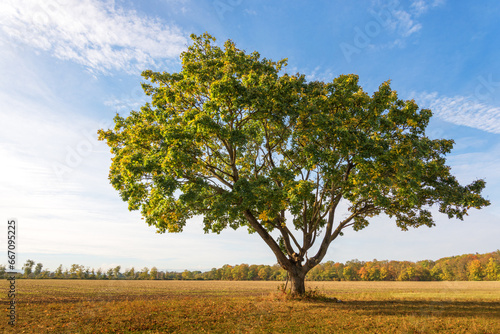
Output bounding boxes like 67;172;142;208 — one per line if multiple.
8;250;500;282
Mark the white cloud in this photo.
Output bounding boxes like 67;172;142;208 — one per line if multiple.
364;1;427;51
0;0;187;74
414;92;500;134
367;0;445;49
411;0;429;15
303;65;337;83
392;9;422;37
411;0;445;16
104;85;149;111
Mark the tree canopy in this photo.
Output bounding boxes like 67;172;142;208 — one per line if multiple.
98;33;489;294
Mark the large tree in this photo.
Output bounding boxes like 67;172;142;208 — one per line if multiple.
98;33;489;295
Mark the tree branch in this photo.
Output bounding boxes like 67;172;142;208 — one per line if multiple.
243;210;291;269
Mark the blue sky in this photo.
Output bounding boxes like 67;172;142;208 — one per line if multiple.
1;0;499;273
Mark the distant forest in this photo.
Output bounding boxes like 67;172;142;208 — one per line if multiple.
3;251;499;281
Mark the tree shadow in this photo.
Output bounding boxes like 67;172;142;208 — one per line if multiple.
318;299;500;319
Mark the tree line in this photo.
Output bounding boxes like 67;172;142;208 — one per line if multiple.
2;251;499;281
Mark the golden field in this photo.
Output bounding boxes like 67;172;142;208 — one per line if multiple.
2;280;500;333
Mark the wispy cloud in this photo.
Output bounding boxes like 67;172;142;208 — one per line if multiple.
368;0;445;47
0;0;188;74
340;0;443;62
245;9;257;16
391;9;422;37
302;66;337;83
104;85;149;112
411;0;446;16
413;92;500;134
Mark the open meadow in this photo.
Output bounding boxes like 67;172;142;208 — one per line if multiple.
2;280;500;333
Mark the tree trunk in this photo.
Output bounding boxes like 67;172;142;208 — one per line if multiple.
288;268;306;295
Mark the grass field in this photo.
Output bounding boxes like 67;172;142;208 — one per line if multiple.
2;279;499;333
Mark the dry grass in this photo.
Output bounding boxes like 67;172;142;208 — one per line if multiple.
2;280;499;333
